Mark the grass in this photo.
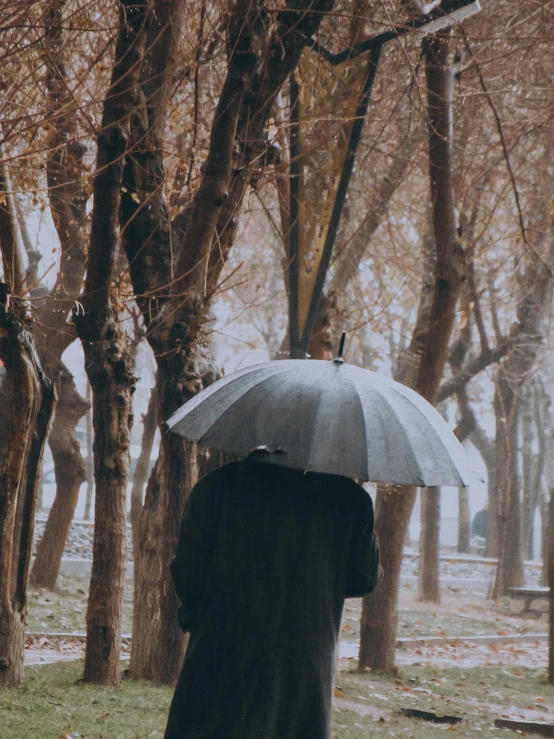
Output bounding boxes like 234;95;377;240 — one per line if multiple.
18;573;549;737
331;662;554;738
2;660;554;738
27;575;134;635
0;661;171;739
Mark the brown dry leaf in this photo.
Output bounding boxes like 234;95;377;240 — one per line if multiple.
334;688;344;698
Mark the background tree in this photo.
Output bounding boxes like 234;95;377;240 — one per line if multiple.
0;164;55;686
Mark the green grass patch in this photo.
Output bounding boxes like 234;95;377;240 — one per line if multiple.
0;661;171;739
3;660;554;738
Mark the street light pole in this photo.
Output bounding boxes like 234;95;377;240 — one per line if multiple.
288;0;481;359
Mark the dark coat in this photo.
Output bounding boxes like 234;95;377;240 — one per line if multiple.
164;460;382;739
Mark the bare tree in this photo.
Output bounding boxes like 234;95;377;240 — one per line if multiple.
0;163;55;686
359;29;466;669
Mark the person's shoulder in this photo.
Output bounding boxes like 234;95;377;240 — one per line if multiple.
313;473;370;500
192;461;241;495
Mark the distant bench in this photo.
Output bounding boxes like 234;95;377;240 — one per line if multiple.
508;587;551;612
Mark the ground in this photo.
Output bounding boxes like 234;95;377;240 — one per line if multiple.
5;573;550;737
2;659;554;738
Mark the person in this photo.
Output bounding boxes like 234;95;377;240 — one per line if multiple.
164;454;383;739
471;501;488;555
472;502;488;539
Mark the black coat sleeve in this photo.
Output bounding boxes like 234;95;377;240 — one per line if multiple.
169;466;228;632
345;490;383;598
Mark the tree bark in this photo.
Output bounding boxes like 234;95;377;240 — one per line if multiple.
84;381;94;520
30;365;88;589
0;172;56;685
122;0;337;685
28;0;90;589
490;371;523;597
0;309;54;686
359;30;465;670
130;384;157;572
416;34;459;603
73;0;148;685
521;384;535;561
419;487;440;602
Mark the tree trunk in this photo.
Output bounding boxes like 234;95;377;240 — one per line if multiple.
542;489;554;587
491;372;523;597
0;301;55;685
73;0;147;685
417;35;458;604
548;489;554;684
521;384;535;560
78;334;135;684
84;381;94;520
130;385;157;571
123;0;337;685
0;154;56;684
130;425;198;683
359;30;465;670
30;365;89;589
359;484;416;670
457;485;470;553
419;487;440;602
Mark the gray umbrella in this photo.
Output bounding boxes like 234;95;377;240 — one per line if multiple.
166;358;472;486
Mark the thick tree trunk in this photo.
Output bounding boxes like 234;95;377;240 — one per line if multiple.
0;156;56;684
491;373;523;597
130;423;198;683
0;302;55;685
419;487;440;602
73;0;147;685
78;333;135;684
417;36;459;603
123;0;337;685
30;365;89;589
359;31;465;670
359;485;416;670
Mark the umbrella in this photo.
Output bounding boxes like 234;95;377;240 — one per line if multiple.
166;358;472;487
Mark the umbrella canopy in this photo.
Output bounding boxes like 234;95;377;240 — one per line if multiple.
166;359;472;487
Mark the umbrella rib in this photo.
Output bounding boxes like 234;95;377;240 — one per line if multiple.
369;374;468;486
349;371;426;485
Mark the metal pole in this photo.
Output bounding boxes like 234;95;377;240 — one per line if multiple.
288;74;305;359
298;43;383;356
